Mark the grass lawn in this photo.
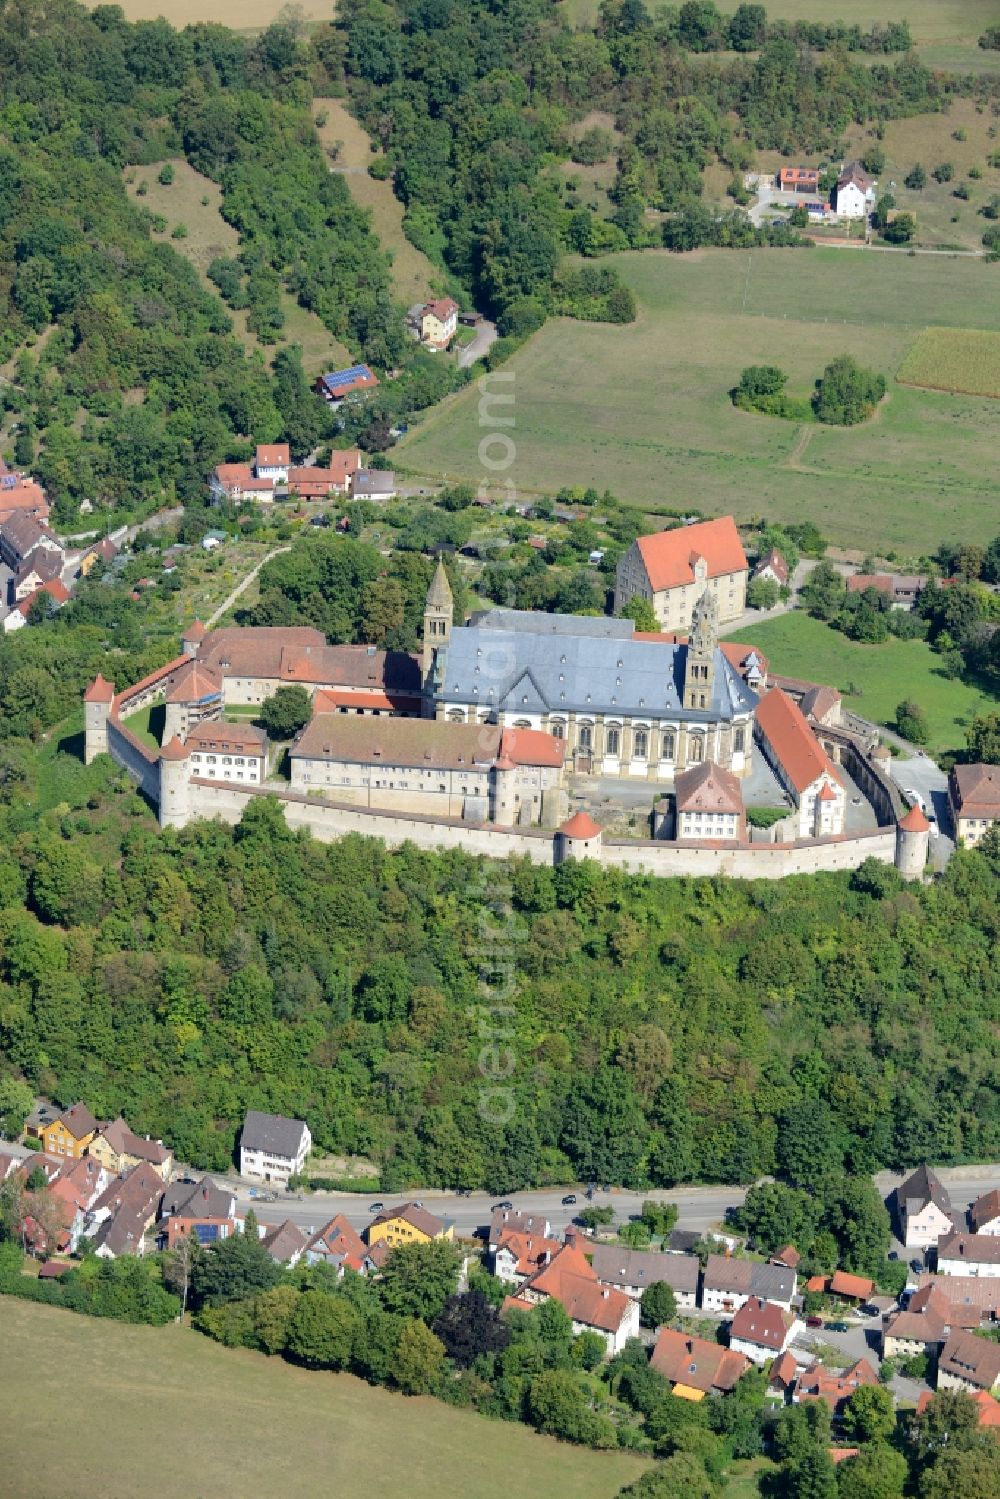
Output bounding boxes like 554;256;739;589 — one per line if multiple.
315;99;442;309
121;701;165;751
87;0;331;26
398;247;1000;554
724;612;999;756
0;1299;648;1499
126;160;351;374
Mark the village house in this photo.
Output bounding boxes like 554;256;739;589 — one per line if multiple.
416;297;460;349
350;468;396;501
949;764;1000;847
881;1287;951;1361
614;515;749;631
846;573;927;611
937;1329;1000;1395
506;1235;640;1356
0;459;49;526
492;1229;562;1287
827;1270;875;1305
76;535;119;580
254;443;290;484
767;1351;801;1406
38;1102;100;1161
88;1118;173;1181
434;586;757;781
650;1327;750;1399
794;1359;879;1414
315;364;379;406
916;1273;1000;1326
895;1165;954;1250
158;1177;237;1249
834;161;876;219
3;578;69;632
87;1161;166;1259
589;1243;700;1310
259;1219;309;1268
937;1232;1000;1279
674;760;745;843
488;1208;552;1254
729;1297;802;1365
238;1110;312;1185
754;688;846;838
752;548;789;587
366;1203;454;1250
778;167;819;194
971;1190;1000;1236
702;1254;797;1315
302;1216;368;1274
0;514;65;599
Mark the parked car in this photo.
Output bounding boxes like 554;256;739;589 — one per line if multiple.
827;1320;850;1332
562;1194;577;1206
927;816;939;837
888;1250;899;1261
806;1316;823;1328
910;1258;925;1274
368;1201;384;1213
493;1200;513;1211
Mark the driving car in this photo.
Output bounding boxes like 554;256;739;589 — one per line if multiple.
369;1201;384;1213
827;1320;850;1332
493;1200;513;1211
562;1194;577;1206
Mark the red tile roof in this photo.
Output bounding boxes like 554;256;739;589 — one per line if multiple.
500;727;565;769
917;1389;1000;1427
636;517;747;593
730;1297;794;1352
328;449;363;485
185;721;267;754
560;812;602;839
675;759;744;816
755;688;843;795
971;1190;1000;1232
651;1328;750;1394
160;736;190;761
830;1270;874;1300
14;578;70;616
184;619;207;641
899;803;929;832
951;763;1000;819
846;573;893;595
521;1243;635;1335
255;443;290;469
796;1358;878;1410
85;674;116;703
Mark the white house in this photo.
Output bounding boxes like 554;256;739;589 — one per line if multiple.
702;1255;797;1314
937;1233;1000;1279
896;1165;954;1250
239;1110;311;1184
937;1329;1000;1395
970;1190;1000;1237
674;759;745;843
754;688;846;838
589;1244;699;1311
510;1238;641;1356
835;161;876;220
729;1297;803;1365
254;443;290;484
184;722;268;786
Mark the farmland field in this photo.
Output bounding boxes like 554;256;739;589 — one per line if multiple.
724;613;999;756
398;248;1000;554
87;0;331;26
0;1299;649;1499
897;327;1000;397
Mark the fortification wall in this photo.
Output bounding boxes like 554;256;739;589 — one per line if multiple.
113;655;190;718
182;780;898;878
107;719;159;800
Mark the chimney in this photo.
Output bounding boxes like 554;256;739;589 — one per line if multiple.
565;1227;578;1248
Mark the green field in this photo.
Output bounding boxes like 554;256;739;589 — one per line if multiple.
897;326;1000;397
724;612;998;755
0;1299;649;1499
398;248;1000;554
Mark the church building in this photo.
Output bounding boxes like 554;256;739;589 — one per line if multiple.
422;563;757;780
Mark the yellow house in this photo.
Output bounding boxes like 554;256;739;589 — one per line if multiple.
39;1102;100;1160
418;298;459;350
366;1202;454;1250
87;1117;174;1181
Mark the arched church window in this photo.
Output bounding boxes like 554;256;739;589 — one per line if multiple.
634;729;648;758
606;727;620;756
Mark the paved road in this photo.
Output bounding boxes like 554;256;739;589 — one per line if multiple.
885;754;953;870
236;1163;1000;1241
458;319;497;369
205;544;291;629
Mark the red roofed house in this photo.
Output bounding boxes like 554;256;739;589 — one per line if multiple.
493;1229;563;1287
513;1234;640;1355
754;688;846;837
0;459;49;526
950;764;1000;848
614;516;749;632
3;578;69;633
303;1215;369;1275
729;1297;803;1364
255;443;290;483
418;298;460;350
917;1389;1000;1428
651;1326;751;1398
778;167;820;194
210;463;276;504
674;759;745;843
793;1358;879;1413
753;548;789;586
971;1190;1000;1237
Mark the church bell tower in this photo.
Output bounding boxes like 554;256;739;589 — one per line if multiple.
682;588;718;711
422;557;453;717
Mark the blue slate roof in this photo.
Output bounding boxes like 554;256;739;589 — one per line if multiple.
436;613;757;722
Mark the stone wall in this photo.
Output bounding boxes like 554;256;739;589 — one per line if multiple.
113;655;191;718
182;779;898;878
107;719;159;800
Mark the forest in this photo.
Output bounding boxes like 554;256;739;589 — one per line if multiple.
0;737;998;1193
